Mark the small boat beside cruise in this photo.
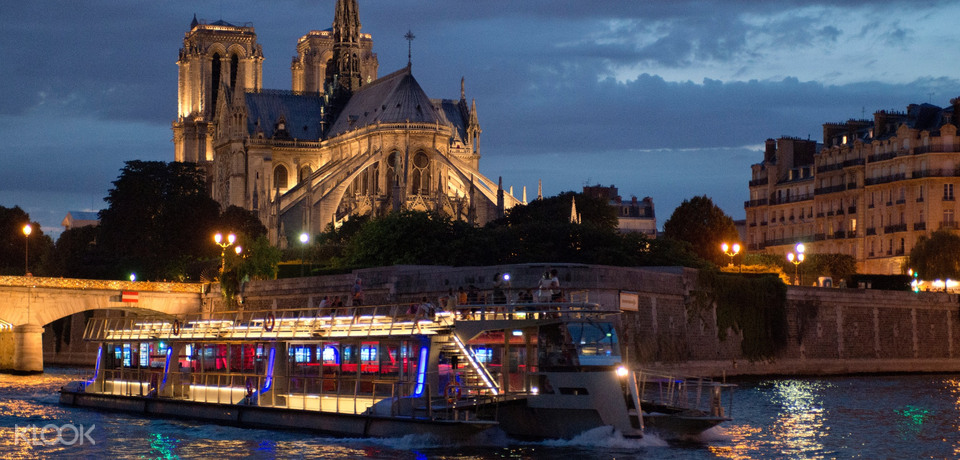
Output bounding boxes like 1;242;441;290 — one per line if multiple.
60;301;733;440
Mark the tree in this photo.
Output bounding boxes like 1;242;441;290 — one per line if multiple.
908;230;960;281
97;161;222;280
218;205;267;242
45;225;102;278
0;205;53;276
662;195;739;265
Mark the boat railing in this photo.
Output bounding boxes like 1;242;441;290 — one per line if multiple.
634;369;735;419
82;305;459;342
83;300;613;342
450;301;612;322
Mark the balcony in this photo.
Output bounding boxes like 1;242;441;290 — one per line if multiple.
847;230;858;238
884;223;907;233
848;206;857;214
816;163;843;174
896;199;906;205
866;227;877;235
914;222;926;231
769;193;814;205
816;212;825;218
749;177;769;187
837;208;845;215
865;173;907;186
749;222;757;227
940;221;959;230
814;184;847;195
833;230;847;239
744;198;769;208
847;182;857;190
760;221;768;226
868;151;898;162
843;158;866;167
814;233;826;241
912;168;960;179
917;196;924;202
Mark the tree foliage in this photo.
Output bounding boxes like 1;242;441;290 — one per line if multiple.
908;229;960;280
662;195;739;265
97;161;222;280
0;205;53;276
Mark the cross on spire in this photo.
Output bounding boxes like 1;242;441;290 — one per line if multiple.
404;30;415;66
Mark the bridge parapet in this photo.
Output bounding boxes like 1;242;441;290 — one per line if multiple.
0;276;205;293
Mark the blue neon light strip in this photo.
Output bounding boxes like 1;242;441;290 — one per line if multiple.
261;347;276;394
161;348;173;387
413;345;428;397
85;345;103;387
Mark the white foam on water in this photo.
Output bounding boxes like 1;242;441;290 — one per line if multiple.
533;426;668;449
696;425;731;442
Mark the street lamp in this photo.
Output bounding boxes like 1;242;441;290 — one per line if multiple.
22;224;31;276
721;242;741;272
787;243;806;285
214;232;236;278
299;232;309;277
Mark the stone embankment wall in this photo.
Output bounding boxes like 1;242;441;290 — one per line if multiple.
44;264;960;376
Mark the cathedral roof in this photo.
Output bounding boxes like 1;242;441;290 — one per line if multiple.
243;90;328;140
327;66;444;137
433;98;468;141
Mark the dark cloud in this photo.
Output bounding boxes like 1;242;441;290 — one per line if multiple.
1;0;958;234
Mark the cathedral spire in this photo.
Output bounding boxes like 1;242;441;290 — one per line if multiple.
331;0;363;96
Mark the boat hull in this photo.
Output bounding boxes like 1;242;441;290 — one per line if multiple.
59;389;496;440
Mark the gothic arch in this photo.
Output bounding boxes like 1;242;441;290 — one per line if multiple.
274;164;290;190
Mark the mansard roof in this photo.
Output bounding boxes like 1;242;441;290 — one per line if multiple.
327;66;444;137
243;90;328;140
905;103;944;132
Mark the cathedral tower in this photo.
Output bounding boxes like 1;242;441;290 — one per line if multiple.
173;16;263;163
291;0;377;95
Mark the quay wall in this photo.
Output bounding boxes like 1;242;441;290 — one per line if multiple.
44;264;960;377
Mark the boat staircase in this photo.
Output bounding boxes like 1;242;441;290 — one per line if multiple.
434;332;501;398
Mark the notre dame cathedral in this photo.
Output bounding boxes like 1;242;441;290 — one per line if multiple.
172;0;522;246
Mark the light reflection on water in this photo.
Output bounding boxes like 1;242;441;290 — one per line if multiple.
1;369;960;458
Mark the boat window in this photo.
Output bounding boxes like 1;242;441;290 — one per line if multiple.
567;321;620;366
537;324;579;370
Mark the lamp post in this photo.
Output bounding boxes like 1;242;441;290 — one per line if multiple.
787;243;806;285
22;224;31;276
214;232;236;279
721;242;741;273
299;232;309;277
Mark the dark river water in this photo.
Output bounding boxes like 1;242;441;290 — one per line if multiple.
1;368;958;459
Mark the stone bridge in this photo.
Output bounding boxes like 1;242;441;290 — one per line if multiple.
0;276;204;374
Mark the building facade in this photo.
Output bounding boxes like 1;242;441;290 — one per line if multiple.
746;101;960;274
172;1;520;246
582;184;657;237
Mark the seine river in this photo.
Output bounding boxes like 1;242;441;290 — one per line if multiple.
1;368;959;459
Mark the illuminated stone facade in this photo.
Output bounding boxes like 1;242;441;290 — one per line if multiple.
173;0;520;246
582;184;657;237
746;101;960;274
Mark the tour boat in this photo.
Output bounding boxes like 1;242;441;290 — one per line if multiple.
60;302;732;440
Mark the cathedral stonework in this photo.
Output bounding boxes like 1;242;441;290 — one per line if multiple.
173;1;520;246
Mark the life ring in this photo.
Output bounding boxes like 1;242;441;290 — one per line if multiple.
172;319;181;336
445;381;462;404
264;313;276;332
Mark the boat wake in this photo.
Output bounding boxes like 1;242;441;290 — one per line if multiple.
533;426;668;449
